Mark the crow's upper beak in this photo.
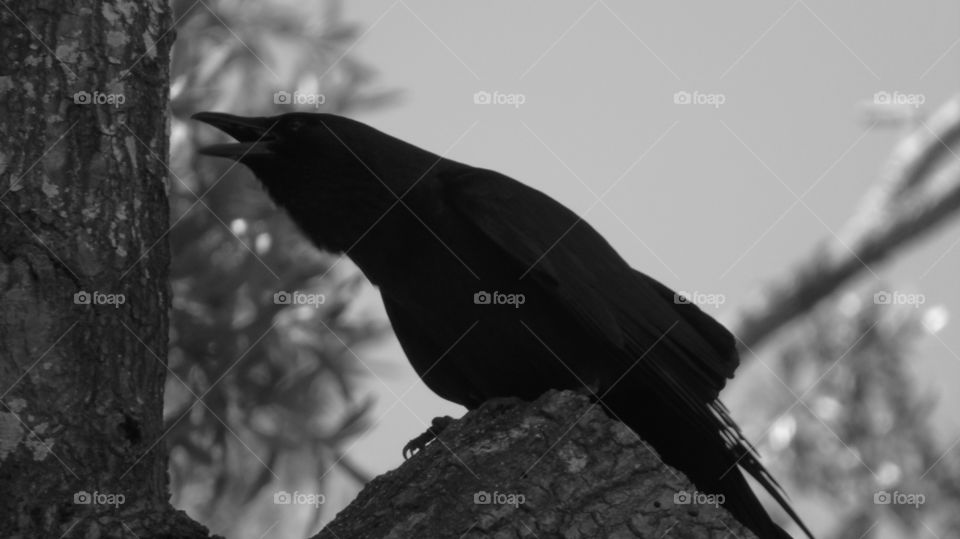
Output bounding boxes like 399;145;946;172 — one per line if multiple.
192;112;279;159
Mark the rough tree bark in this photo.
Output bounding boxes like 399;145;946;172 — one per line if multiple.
315;390;756;539
0;2;211;537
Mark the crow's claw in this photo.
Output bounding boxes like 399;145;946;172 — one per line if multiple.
403;416;455;459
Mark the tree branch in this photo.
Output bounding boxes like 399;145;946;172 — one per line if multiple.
732;94;960;350
314;390;754;539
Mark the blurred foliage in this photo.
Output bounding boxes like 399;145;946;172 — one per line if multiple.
166;0;394;536
745;289;960;538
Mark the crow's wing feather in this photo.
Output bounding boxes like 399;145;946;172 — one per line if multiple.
442;168;739;399
442;168;814;538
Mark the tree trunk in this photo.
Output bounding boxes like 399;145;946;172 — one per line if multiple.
315;390;755;539
0;2;210;537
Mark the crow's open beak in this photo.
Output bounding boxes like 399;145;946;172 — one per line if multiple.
192;112;279;159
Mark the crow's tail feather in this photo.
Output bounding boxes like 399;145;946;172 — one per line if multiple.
601;387;811;539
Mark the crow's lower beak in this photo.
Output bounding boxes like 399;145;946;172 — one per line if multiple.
192;112;279;159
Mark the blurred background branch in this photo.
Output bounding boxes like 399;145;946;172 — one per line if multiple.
733;94;960;350
727;96;960;537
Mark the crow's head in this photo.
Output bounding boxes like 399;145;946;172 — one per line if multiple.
194;111;444;188
193;112;366;171
192;111;448;252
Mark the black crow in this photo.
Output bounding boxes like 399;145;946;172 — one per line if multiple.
193;111;812;539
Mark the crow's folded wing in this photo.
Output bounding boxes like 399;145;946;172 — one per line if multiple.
441;168;813;538
442;167;739;400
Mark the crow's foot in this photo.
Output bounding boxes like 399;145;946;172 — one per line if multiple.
403;415;455;459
